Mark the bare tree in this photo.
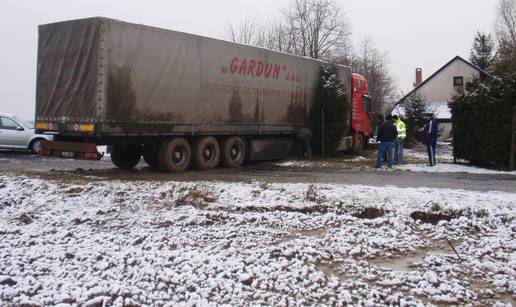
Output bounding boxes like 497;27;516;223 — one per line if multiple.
494;0;516;70
228;0;351;60
227;1;397;113
495;0;516;46
228;18;260;45
280;0;351;59
337;37;398;114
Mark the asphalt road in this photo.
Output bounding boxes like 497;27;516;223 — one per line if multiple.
1;150;515;193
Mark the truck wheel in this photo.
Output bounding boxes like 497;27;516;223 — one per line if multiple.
353;134;365;154
110;145;141;169
192;136;220;170
221;136;246;168
158;138;191;173
143;148;160;169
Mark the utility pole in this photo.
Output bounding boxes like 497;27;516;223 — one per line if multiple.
510;106;516;170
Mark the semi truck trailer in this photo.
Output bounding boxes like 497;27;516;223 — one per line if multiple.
35;17;372;173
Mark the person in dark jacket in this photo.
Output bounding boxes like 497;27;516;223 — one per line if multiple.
376;114;387;162
422;112;438;166
376;114;398;168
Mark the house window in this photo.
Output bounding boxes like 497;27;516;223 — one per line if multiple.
453;76;464;86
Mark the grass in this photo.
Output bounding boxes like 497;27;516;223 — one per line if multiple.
259;181;271;190
431;202;443;212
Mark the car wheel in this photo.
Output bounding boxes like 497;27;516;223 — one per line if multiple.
29;138;44;154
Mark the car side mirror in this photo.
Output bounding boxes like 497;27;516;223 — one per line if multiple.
16;126;24;131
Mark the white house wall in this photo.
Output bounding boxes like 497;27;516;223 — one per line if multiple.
417;59;480;102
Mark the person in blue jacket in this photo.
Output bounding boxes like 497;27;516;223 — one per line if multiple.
422;112;438;166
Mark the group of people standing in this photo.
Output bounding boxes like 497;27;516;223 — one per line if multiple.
375;113;438;168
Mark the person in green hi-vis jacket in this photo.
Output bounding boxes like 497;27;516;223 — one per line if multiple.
392;115;406;165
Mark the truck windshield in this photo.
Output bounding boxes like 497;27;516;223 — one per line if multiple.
362;95;372;113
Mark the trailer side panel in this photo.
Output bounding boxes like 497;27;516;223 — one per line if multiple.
36;18;101;122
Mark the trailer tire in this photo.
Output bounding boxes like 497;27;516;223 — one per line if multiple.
192;136;220;170
221;136;246;168
110;145;141;169
158;138;191;173
143;148;160;169
353;134;365;155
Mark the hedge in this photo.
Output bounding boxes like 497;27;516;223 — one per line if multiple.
310;65;348;155
450;73;516;168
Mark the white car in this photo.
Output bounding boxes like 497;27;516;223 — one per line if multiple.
0;113;54;153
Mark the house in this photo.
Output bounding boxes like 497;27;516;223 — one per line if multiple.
394;56;491;140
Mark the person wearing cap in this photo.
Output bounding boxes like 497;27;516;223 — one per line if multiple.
422;112;438;166
375;114;398;168
392;115;406;165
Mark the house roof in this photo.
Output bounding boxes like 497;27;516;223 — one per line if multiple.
395;55;493;106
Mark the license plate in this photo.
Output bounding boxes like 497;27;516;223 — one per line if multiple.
61;151;75;158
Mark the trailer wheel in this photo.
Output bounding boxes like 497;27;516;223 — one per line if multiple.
192;136;220;170
143;147;160;169
110;145;141;169
353;133;365;155
158;137;191;173
221;136;246;168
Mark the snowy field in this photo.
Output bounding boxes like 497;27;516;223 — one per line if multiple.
1;174;515;306
398;163;516;176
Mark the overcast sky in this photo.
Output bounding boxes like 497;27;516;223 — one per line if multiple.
0;0;498;120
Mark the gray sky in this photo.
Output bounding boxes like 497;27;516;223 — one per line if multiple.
0;0;498;120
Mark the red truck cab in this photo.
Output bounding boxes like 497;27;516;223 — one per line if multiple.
350;73;372;153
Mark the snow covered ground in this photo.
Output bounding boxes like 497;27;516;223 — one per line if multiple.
405;143;455;163
1;174;515;306
398;163;516;176
275;156;367;168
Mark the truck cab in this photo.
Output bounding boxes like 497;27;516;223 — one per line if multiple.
350;73;372;153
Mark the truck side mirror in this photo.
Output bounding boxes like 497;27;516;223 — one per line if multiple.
16;126;24;131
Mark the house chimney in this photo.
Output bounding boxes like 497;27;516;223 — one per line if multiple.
415;68;422;87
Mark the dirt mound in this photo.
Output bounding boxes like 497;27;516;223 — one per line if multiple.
410;211;458;224
353;207;386;219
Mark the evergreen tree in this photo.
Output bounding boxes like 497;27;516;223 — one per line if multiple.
451;73;516;167
469;31;495;72
400;92;434;145
310;65;348;155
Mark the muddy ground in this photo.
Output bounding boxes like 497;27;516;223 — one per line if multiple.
0;150;514;192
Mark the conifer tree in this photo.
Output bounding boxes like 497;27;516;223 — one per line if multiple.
469;31;495;72
310;65;348;155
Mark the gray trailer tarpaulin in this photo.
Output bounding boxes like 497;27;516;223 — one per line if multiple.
36;17;351;135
